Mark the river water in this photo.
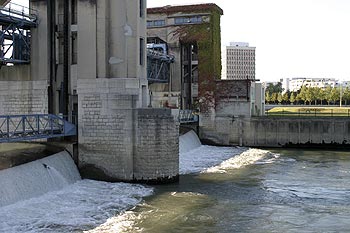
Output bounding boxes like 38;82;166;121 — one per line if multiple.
114;148;350;233
2;142;350;232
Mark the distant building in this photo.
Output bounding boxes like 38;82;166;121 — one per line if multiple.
223;42;255;80
282;77;350;93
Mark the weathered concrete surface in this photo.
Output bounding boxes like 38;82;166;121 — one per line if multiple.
0;80;48;115
243;117;350;148
77;79;179;183
201;116;350;148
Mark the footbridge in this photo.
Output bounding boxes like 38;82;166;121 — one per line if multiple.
0;114;76;143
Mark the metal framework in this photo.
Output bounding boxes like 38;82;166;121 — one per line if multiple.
178;110;199;123
147;49;175;83
0;3;37;64
0;114;76;142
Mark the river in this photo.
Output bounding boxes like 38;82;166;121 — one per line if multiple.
112;148;350;233
1;142;350;232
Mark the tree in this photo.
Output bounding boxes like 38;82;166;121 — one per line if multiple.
265;82;283;95
324;86;333;105
265;92;271;104
318;88;326;105
298;86;312;105
282;92;289;104
290;92;296;105
310;87;319;105
343;87;350;105
271;93;277;104
330;87;340;104
277;92;283;104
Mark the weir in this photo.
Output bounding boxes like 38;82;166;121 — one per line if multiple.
0;151;81;207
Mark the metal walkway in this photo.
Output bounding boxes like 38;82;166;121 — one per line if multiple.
147;48;175;83
0;3;37;64
178;110;199;123
0;114;76;142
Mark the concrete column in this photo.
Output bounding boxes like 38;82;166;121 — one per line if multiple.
77;0;96;80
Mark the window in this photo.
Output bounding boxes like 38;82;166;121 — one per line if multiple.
174;16;203;25
147;20;165;28
139;0;145;18
140;38;144;66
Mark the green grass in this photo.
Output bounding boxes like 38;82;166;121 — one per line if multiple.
266;106;350;117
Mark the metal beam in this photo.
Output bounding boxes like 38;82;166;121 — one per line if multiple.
0;0;11;7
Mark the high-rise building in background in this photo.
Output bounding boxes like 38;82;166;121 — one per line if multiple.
223;42;255;80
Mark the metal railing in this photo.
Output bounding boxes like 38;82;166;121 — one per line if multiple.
0;114;76;142
178;110;199;123
0;2;37;23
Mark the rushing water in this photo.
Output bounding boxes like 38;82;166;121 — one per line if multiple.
114;148;350;233
2;139;350;232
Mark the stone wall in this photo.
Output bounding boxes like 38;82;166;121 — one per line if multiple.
134;109;179;182
77;78;179;183
0;80;48;115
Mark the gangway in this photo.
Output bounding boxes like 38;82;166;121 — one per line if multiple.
0;114;76;143
0;2;37;64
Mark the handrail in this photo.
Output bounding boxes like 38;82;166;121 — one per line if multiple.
0;2;37;22
178;110;199;123
0;114;76;142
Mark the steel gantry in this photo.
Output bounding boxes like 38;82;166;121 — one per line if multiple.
0;2;37;65
147;46;175;83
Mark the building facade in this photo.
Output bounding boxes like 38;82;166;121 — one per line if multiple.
0;0;179;183
223;42;255;80
147;4;223;111
282;77;350;93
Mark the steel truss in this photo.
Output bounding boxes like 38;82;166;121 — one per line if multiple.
0;3;37;65
147;49;175;83
0;114;76;142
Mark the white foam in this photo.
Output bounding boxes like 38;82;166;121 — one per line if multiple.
179;130;202;154
205;148;274;173
0;151;81;207
0;180;153;233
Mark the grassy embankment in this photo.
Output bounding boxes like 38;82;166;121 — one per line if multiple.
266;106;350;117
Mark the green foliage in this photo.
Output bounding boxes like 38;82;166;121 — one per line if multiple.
266;82;283;95
277;93;283;104
290;92;296;104
174;10;222;112
282;92;289;104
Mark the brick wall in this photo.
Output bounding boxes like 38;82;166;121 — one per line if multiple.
77;78;179;183
134;109;179;182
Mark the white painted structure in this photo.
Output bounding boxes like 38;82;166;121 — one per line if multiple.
282;77;350;93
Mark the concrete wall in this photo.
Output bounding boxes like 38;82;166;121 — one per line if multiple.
243;117;350;147
200;116;350;147
0;65;47;115
0;80;48;115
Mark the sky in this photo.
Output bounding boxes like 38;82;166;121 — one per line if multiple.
10;0;350;82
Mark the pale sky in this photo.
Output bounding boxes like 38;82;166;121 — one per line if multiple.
11;0;350;82
148;0;350;82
